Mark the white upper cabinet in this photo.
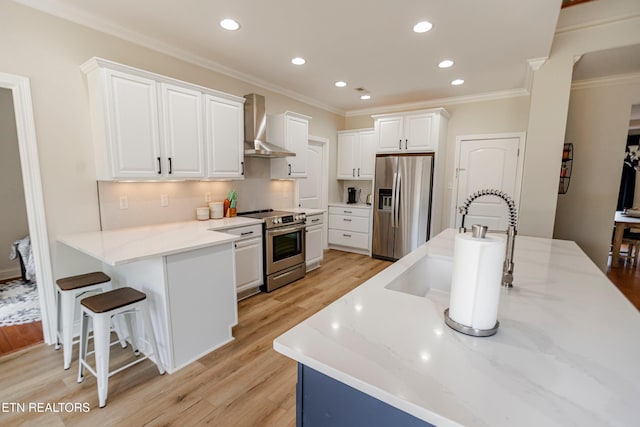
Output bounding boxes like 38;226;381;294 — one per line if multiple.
268;112;311;179
82;57;245;181
373;109;449;153
99;69;162;179
205;95;245;179
337;129;375;180
160;83;205;178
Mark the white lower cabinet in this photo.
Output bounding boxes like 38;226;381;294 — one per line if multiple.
327;206;371;254
305;213;324;272
225;224;263;297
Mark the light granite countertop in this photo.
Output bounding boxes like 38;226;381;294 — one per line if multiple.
274;228;640;427
58;217;263;266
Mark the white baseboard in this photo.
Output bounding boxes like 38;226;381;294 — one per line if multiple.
0;266;22;281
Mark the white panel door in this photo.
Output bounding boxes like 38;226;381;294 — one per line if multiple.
287;115;309;177
299;141;324;208
358;130;376;179
205;96;244;179
404;113;433;151
454;136;521;230
160;83;204;178
337;132;357;179
105;69;161;178
376;116;403;152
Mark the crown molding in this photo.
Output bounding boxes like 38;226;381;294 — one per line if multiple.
555;12;640;34
12;0;346;116
345;88;529;117
571;72;640;90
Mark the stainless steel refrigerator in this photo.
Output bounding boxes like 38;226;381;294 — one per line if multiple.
372;153;434;261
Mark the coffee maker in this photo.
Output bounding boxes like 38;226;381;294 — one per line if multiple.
347;187;358;204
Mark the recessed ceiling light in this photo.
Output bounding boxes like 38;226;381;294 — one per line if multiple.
335;81;347;88
451;79;465;86
220;18;240;31
438;59;454;69
413;21;433;33
291;57;306;65
360;94;371;100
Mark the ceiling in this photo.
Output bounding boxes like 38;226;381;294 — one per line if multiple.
14;0;563;114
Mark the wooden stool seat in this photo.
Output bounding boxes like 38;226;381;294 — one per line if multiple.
78;286;164;407
55;271;126;370
56;271;111;291
81;287;146;313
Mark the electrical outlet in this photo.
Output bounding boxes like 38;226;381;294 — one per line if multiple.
119;195;128;210
205;192;212;203
160;194;169;207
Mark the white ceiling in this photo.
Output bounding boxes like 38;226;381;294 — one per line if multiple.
14;0;563;115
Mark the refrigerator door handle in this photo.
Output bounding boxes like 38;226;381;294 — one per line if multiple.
394;173;401;228
390;172;398;228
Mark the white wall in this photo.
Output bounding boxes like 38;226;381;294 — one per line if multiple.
345;96;531;231
554;79;640;271
0;87;29;280
0;1;343;280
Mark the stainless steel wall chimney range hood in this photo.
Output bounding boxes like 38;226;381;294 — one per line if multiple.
244;93;296;158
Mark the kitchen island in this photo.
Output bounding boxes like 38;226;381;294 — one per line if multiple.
58;217;263;373
274;229;640;427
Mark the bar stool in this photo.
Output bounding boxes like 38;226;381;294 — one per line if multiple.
56;272;126;369
77;287;165;408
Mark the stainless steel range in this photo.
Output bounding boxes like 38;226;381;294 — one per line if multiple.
239;210;306;292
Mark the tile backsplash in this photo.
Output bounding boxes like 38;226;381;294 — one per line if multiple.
97;158;294;230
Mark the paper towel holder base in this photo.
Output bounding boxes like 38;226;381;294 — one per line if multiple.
444;308;499;337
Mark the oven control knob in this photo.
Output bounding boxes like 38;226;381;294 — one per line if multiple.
272;218;278;224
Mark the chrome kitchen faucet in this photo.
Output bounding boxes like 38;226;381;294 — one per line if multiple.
458;189;517;288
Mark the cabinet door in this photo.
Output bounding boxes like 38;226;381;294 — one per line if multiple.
205;95;245;179
305;224;323;268
160;83;205;178
358;130;376;179
404;113;434;151
376;117;403;152
287;115;308;177
234;237;263;291
337;133;357;179
104;69;161;178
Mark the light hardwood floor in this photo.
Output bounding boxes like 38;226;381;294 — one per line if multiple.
0;250;391;426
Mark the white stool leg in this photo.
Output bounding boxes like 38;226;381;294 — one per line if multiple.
93;313;112;408
55;289;61;349
104;281;128;349
77;310;89;383
122;311;140;356
60;291;76;370
141;303;164;374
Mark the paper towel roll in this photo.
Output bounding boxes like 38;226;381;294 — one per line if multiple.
448;233;506;330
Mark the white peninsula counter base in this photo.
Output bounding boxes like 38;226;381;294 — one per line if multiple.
59;218;263;373
274;228;640;427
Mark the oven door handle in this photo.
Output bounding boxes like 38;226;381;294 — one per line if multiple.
266;225;305;236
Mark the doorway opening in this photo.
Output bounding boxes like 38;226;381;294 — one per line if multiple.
0;72;56;350
606;104;640;310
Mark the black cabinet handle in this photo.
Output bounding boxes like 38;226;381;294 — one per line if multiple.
311;218;320;223
398;139;402;150
405;139;408;150
343;218;352;222
357;168;360;177
343;233;352;237
241;161;244;175
288;164;292;176
157;157;162;174
168;157;172;174
352;168;355;177
240;231;254;236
